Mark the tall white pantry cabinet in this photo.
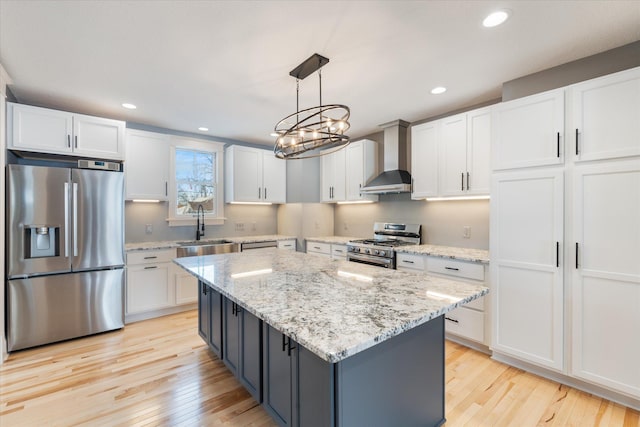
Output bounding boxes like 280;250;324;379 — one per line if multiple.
491;67;640;401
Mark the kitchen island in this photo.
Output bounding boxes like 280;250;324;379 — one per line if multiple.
174;249;488;427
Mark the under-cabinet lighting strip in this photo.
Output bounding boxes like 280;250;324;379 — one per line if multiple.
424;195;490;202
229;202;273;206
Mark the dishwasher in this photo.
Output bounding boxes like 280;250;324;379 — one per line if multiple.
240;241;278;251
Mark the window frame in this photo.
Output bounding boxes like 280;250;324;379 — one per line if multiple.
167;136;225;226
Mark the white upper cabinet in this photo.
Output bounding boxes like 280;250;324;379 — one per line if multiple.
412;106;490;199
7;102;125;160
492;89;564;170
571;67;640;162
345;139;379;202
125;129;170;201
320;148;346;202
410;120;439;199
440;107;491;196
225;145;286;204
440;113;468;195
571;159;640;398
262;150;287;203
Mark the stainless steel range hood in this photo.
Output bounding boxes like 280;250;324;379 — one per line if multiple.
360;119;412;194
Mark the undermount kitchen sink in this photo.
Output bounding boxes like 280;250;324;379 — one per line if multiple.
176;240;240;257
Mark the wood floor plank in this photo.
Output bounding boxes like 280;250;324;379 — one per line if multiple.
1;310;638;426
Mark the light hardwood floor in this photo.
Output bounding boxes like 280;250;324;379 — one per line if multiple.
1;310;638;426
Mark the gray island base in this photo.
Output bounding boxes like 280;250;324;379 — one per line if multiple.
176;250;487;427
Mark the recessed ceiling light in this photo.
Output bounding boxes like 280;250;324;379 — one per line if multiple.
431;86;447;95
483;10;510;27
198;127;209;132
121;103;137;109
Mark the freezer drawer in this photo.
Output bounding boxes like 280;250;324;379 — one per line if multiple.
6;269;124;351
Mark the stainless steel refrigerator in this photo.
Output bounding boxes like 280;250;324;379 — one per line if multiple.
6;162;125;351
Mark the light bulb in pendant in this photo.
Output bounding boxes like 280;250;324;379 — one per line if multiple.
312;130;319;139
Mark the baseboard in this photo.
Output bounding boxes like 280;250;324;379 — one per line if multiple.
1;334;6;365
125;303;197;324
445;334;491;355
492;351;640;412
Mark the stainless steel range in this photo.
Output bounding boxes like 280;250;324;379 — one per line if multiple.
347;222;421;269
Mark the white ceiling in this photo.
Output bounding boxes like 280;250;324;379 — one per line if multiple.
1;1;639;147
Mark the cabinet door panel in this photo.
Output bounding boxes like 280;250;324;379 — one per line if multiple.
233;147;262;201
467;108;491;195
491;170;563;370
346;142;364;200
411;121;439;198
240;310;262;401
492;89;564;170
262;152;287;203
332;149;346;201
125;130;169;200
9;103;73;154
494;266;560;367
223;299;240;375
73;114;125;160
572;159;640;396
263;324;293;426
126;264;172;314
209;289;223;358
198;281;211;342
573;67;640;162
440;114;468;196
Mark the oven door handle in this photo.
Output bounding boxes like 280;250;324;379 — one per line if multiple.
347;253;394;268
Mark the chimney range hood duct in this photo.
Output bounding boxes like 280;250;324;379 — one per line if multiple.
360;119;412;194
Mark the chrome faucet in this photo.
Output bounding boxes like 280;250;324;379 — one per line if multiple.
196;204;205;241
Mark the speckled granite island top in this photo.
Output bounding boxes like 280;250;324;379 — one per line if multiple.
174;249;488;363
395;244;490;264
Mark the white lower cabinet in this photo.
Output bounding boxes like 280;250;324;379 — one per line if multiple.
331;244;347;259
126;248;198;322
277;239;297;251
306;241;331;258
174;268;198;305
126;249;175;316
397;253;489;347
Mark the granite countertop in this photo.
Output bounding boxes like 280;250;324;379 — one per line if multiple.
125;235;297;252
395;245;490;264
174;249;488;363
305;236;360;245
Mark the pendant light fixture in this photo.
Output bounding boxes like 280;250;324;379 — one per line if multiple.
274;53;350;159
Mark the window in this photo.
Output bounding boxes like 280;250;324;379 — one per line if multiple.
168;137;224;226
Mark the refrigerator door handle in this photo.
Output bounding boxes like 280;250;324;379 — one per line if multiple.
64;182;70;257
73;182;79;257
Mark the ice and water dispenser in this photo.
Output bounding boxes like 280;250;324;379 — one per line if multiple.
24;226;60;258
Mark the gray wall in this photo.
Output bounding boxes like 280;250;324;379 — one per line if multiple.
502;41;640;101
334;195;490;250
286;157;321;203
126;202;278;243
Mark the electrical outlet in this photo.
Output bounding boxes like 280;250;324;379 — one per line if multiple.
463;226;471;239
235;222;245;232
251;222;256;231
315;221;320;230
145;224;153;234
343;222;348;230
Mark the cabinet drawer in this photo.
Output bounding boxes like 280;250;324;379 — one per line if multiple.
307;242;331;255
444;306;484;343
331;244;347;259
277;240;297;251
396;253;425;271
127;249;176;265
427;257;484;281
